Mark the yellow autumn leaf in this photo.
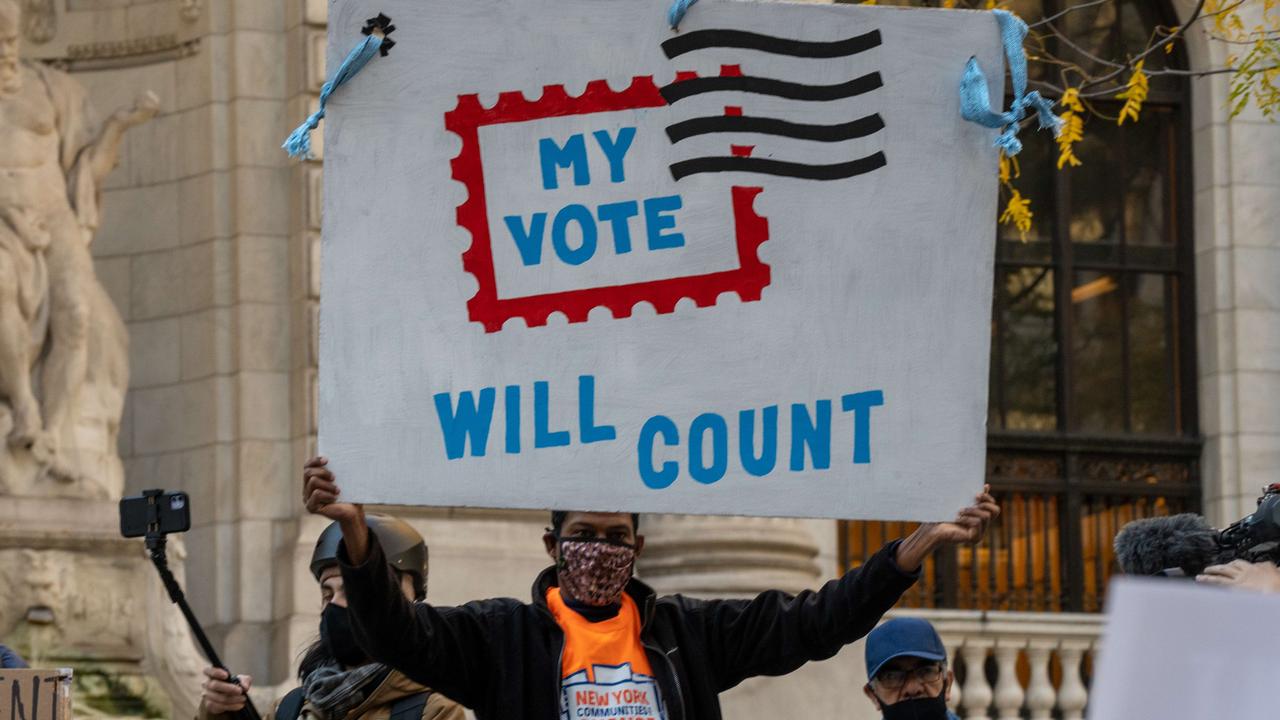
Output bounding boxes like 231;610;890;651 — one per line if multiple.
998;150;1020;184
942;0;958;7
1211;4;1248;38
999;190;1034;243
1060;87;1083;112
1055;88;1084;169
1056;112;1084;169
1209;0;1231;35
1116;60;1149;126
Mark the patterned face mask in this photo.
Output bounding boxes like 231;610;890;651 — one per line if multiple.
556;537;637;606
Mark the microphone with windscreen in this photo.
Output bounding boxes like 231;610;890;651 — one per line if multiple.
1112;513;1229;577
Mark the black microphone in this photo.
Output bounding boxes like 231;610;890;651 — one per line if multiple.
1113;514;1228;577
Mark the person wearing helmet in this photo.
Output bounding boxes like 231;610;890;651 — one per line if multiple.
198;515;464;720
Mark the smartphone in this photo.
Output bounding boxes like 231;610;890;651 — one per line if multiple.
119;489;191;538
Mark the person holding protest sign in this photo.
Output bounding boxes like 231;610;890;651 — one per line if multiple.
302;455;998;720
198;515;463;720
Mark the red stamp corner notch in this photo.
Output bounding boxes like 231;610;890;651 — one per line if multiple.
444;77;770;333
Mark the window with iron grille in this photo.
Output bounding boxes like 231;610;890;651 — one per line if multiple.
838;0;1199;613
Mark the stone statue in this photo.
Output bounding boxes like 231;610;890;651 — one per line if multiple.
1;4;215;716
0;0;156;497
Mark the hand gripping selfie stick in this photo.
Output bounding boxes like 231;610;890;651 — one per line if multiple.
141;490;263;720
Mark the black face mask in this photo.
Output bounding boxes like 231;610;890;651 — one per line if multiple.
878;693;950;720
319;604;366;668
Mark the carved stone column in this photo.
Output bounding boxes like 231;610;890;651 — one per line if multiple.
1024;639;1058;720
941;634;963;713
1055;640;1091;720
959;639;995;720
636;515;825;598
991;639;1025;720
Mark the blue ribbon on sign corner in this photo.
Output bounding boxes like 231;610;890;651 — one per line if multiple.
667;0;699;30
959;9;1063;157
282;34;384;159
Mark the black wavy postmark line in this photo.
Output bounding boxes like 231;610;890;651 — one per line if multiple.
665;113;885;143
660;72;883;104
662;29;882;59
668;151;887;181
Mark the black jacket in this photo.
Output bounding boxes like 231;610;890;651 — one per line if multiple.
339;532;917;720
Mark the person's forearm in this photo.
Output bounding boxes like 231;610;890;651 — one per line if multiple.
895;524;941;572
339;507;369;564
704;539;918;689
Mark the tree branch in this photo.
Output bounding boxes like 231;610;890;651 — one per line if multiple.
1026;0;1111;30
1080;0;1208;92
1029;78;1068;96
1202;0;1249;19
1040;21;1128;70
1203;31;1280;45
1147;64;1280;78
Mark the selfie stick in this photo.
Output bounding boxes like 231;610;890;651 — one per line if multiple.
142;490;263;720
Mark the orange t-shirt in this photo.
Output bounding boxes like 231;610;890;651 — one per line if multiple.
546;587;666;720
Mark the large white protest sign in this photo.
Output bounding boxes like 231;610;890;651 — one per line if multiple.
319;0;1005;520
1089;578;1277;719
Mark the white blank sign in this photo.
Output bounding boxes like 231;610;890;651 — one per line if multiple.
319;0;1004;520
1089;578;1279;719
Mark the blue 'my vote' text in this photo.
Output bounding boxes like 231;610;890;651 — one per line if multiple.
504;127;685;267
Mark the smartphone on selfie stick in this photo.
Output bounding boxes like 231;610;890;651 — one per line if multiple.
120;489;262;720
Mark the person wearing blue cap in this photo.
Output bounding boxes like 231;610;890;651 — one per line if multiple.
863;617;958;720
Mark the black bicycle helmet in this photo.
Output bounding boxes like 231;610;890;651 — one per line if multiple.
310;514;428;599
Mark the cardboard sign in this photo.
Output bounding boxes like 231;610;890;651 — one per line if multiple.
1089;578;1275;719
0;669;72;720
319;0;1003;520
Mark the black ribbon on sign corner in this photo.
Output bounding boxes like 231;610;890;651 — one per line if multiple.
361;12;397;56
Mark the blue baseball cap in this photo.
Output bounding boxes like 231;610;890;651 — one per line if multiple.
865;618;948;681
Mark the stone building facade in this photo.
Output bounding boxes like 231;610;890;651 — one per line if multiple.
1;1;1276;718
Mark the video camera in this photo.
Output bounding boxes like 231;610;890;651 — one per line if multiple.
119;489;262;720
1115;483;1280;577
1217;483;1280;564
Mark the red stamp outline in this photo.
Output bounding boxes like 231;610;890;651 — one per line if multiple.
444;76;771;333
